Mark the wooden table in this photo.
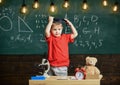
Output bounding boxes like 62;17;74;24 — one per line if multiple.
29;76;102;85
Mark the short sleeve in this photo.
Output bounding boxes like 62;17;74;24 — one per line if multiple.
45;35;51;42
66;34;74;43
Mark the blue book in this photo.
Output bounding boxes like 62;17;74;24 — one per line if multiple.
31;76;46;80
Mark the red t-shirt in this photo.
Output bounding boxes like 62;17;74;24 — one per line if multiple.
46;34;74;67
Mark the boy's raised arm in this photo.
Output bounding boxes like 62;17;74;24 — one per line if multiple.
45;16;54;38
64;19;78;39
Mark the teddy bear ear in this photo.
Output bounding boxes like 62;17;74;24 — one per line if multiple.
94;57;97;63
86;56;90;61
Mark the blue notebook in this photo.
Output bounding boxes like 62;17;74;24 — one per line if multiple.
31;76;46;80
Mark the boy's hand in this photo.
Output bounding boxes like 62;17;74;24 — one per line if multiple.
64;19;78;39
45;16;54;38
49;16;54;22
64;19;72;26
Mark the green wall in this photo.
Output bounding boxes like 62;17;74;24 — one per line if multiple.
0;0;120;54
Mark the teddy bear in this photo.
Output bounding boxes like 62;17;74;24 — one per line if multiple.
83;56;102;79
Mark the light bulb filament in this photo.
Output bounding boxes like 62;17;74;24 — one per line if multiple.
21;5;28;14
83;3;88;9
63;0;69;8
49;2;56;13
103;0;108;6
33;0;40;9
0;0;2;3
113;2;118;12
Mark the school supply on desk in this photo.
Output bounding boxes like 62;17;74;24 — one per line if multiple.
31;76;46;80
38;59;50;78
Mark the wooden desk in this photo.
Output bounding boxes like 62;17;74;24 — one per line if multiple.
29;76;102;85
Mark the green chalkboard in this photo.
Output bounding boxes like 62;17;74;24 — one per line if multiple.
0;0;120;54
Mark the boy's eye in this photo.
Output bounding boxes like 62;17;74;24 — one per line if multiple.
54;28;60;30
52;28;57;30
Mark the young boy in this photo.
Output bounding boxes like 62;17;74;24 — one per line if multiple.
45;16;78;76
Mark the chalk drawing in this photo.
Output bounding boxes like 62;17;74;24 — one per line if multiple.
10;34;32;43
94;27;100;34
0;16;12;31
18;16;33;32
91;15;98;22
39;34;45;42
82;27;91;34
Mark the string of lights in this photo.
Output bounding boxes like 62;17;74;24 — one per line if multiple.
0;0;119;14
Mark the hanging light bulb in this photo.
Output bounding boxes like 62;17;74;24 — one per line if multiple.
32;0;40;9
103;0;108;6
0;0;3;4
112;2;118;12
20;0;28;14
82;0;88;10
49;2;56;13
63;0;70;9
20;4;28;14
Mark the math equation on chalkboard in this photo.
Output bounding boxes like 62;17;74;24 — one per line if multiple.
0;6;120;54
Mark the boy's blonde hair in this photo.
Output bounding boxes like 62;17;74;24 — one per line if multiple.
51;22;63;29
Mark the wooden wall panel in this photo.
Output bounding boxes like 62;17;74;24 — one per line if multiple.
0;55;120;85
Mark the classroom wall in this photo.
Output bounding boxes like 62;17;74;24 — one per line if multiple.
0;0;120;54
0;0;120;85
0;55;120;85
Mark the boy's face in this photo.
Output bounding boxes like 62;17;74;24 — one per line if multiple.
51;23;63;37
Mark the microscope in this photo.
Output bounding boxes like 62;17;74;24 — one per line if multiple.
38;58;50;78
